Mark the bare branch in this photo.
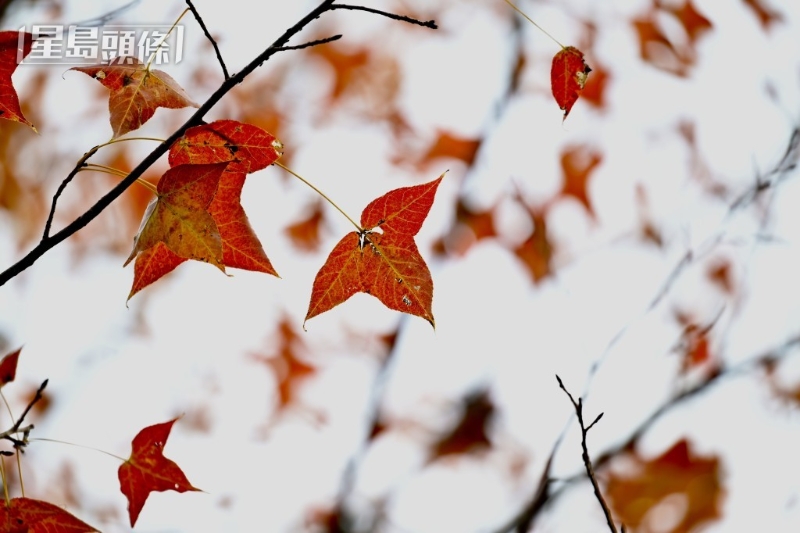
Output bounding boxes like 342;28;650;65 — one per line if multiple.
185;0;229;80
330;4;437;29
557;375;620;533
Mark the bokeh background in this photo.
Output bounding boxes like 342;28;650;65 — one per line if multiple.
0;0;800;531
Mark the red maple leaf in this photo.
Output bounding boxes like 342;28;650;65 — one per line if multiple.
550;46;591;120
72;57;198;138
0;497;98;532
118;418;200;527
0;347;21;386
305;175;443;328
124;162;228;270
0;31;35;129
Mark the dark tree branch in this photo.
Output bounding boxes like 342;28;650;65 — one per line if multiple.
185;0;229;80
42;146;99;239
271;34;343;53
556;375;620;533
330;4;437;29
0;378;48;451
0;0;436;287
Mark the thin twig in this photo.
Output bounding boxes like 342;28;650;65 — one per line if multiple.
42;146;99;239
270;34;343;53
0;379;47;451
556;375;619;533
185;0;229;80
330;4;437;29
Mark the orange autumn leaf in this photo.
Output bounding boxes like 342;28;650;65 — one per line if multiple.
124;162;228;271
512;193;554;283
118;418;200;527
550;46;591;119
430;389;494;461
305;175;443;328
606;439;724;533
417;131;482;169
285;200;326;253
0;31;35;129
0;497;98;532
72;56;198;138
0;347;20;386
307;41;370;102
664;0;713;44
432;197;496;257
559;144;603;217
250;317;317;412
741;0;783;30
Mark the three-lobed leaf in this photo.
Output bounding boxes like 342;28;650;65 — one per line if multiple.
72;57;198;138
118;418;199;527
124;162;229;271
305;174;444;328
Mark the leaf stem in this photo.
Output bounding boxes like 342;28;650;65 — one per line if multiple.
104;136;166;145
502;0;564;49
31;437;128;463
0;459;7;505
145;7;190;71
81;164;158;195
275;161;362;231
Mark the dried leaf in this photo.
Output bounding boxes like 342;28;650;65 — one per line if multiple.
118;418;200;527
124;162;228;270
72;57;198;138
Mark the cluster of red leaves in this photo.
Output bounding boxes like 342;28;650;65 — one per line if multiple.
125;119;283;299
605;439;724;532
